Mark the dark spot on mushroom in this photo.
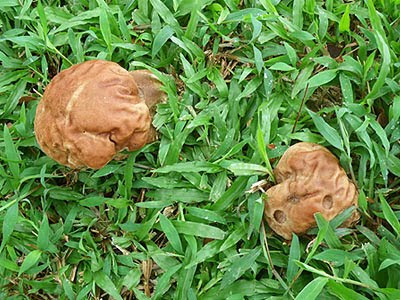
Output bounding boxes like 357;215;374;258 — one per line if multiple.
323;195;333;209
274;210;286;223
288;195;299;203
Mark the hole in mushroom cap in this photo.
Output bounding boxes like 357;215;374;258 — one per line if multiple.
323;195;333;209
274;210;287;223
288;195;299;203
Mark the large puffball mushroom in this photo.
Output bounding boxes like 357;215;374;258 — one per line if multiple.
264;142;359;240
34;60;165;169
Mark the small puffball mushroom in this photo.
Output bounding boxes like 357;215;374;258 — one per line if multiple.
264;142;359;240
34;60;165;169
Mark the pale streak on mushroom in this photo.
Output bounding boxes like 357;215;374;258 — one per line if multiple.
34;60;166;169
264;142;359;240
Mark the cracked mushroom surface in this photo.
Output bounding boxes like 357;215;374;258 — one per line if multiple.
34;60;165;169
264;142;359;240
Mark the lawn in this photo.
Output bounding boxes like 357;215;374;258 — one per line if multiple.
1;0;400;299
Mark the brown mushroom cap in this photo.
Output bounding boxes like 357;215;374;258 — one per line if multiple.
264;142;359;240
34;60;164;169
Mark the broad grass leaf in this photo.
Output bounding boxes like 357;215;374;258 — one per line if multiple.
365;1;390;101
250;197;263;234
147;188;208;203
368;117;390;154
251;14;262;42
304;0;315;14
175;248;196;299
150;0;183;36
68;29;84;63
124;153;135;199
19;250;42;275
388;154;400;176
259;0;278;15
327;280;369;300
135;200;174;209
379;192;400;236
171;35;197;60
307;108;344;151
61;277;76;300
0;257;19;272
184;3;200;38
296;261;331;277
220;248;261;288
209;171;227;202
37;214;50;251
154;161;221;173
37;0;48;37
373;141;388;185
378;259;400;271
350;265;379;288
172;220;225;240
284;42;297;66
330;206;357;229
0;0;18;7
358;189;368;211
236;76;262;100
117;9;130;41
256;123;274;180
207;67;228;98
295;277;329;300
253;45;263;73
287;234;300;283
305;213;329;263
392;95;400;123
106;198;130;209
141;176;188;189
0;201;18;252
4;125;21;179
185;240;223;268
263;68;274;98
293;0;304;28
98;5;112;54
313;249;364;266
153;264;182;299
269;62;295;71
308;69;337;88
80;196;109;207
318;7;328;39
227;163;270;176
64;206;79;234
211;177;248;211
92;164;120;178
186;207;226;224
357;225;380;245
339;5;350;32
159;214;183;253
94;271;123;300
225;8;265;22
122;268;141;290
339;73;353;103
315;213;342;249
220;226;246;252
291;64;313;98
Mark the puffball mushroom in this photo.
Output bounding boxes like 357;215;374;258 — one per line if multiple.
264;142;359;240
34;60;165;169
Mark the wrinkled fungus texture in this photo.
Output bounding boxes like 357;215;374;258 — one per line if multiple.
34;60;164;169
264;142;359;240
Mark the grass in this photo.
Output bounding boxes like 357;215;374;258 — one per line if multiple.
0;0;400;299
